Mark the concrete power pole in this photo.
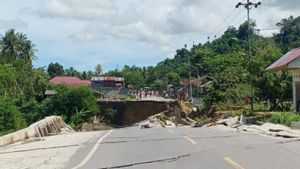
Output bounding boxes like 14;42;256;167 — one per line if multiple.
235;0;261;112
185;44;193;102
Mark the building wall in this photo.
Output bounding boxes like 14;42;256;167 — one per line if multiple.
292;70;300;111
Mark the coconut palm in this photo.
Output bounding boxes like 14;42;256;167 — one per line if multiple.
0;29;37;65
19;39;37;65
0;29;20;61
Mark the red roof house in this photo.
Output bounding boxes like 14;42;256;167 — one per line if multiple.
50;76;91;88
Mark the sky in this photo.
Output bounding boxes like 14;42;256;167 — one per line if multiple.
0;0;299;72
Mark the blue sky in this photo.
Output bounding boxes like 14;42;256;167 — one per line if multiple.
0;0;299;72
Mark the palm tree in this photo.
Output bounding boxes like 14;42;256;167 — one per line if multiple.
95;64;103;76
1;29;20;61
19;39;37;65
0;30;37;65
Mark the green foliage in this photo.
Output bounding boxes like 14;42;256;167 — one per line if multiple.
64;66;81;77
20;99;41;125
268;112;300;127
0;29;36;65
47;62;64;78
42;87;99;123
167;72;180;84
95;64;103;76
274;16;300;52
0;97;26;136
195;116;204;126
152;79;165;91
159;113;169;121
123;70;145;89
0;64;17;97
100;108;118;124
70;109;92;128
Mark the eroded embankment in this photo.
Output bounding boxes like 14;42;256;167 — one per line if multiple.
98;100;178;125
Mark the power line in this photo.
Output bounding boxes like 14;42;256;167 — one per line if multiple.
214;8;244;37
211;8;238;33
256;27;279;31
233;14;247;27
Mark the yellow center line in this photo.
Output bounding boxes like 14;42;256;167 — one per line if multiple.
183;136;197;145
167;129;175;133
223;157;245;169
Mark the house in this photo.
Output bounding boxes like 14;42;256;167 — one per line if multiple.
91;76;124;88
91;76;127;98
50;76;91;88
266;47;300;111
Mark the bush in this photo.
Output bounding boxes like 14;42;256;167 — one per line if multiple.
20;99;41;125
100;108;118;124
0;97;26;136
41;86;99;124
268;112;300;127
70;109;92;128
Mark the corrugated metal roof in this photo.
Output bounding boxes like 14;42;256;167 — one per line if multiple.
91;76;124;81
267;48;300;71
50;76;91;87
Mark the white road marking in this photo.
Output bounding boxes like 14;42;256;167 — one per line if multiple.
71;130;113;169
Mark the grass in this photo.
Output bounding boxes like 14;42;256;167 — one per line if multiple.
245;103;269;112
268;112;300;127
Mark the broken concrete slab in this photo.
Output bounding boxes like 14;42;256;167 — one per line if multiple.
0;116;74;147
291;122;300;130
216;116;240;127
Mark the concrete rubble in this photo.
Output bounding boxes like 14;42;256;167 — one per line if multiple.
141;101;197;128
210;116;300;138
0;116;74;147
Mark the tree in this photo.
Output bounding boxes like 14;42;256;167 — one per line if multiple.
47;62;64;78
95;64;103;76
0;64;17;97
0;29;37;65
123;71;145;89
65;66;80;77
0;97;26;135
19;37;37;65
167;72;180;84
81;71;88;80
0;29;19;61
274;15;300;52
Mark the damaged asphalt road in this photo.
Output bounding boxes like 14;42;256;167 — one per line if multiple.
97;154;191;169
65;126;300;169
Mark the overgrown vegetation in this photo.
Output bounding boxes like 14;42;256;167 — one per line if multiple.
99;108;118;124
0;29;99;135
41;86;99;123
268;112;300;127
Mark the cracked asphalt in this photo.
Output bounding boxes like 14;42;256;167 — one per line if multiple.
65;126;300;169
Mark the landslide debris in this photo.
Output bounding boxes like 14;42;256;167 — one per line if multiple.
141;101;197;128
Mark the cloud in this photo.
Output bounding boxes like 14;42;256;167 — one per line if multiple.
263;0;300;10
35;0;228;51
0;18;28;30
37;0;117;20
33;0;300;54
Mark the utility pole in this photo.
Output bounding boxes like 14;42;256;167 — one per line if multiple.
236;0;261;112
185;44;193;101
